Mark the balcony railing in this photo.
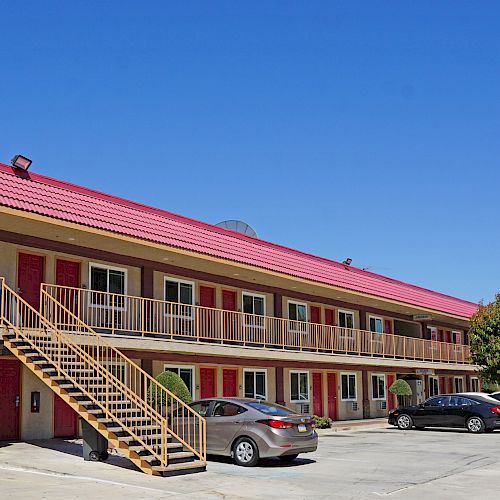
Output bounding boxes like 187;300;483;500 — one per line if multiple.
41;284;471;365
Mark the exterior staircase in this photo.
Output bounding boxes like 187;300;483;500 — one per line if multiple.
0;278;206;476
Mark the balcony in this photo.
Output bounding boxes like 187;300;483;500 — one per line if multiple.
41;284;471;365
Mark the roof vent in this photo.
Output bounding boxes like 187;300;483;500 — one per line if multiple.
216;220;258;238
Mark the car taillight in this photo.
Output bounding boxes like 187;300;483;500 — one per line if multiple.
257;419;294;429
489;405;500;415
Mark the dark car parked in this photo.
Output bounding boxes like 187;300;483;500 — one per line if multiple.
388;393;500;433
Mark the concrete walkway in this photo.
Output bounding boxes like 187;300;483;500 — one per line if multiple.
316;417;390;435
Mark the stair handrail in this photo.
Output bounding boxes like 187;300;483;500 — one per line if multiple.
0;279;206;468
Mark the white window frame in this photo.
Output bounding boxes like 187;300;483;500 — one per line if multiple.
340;372;357;402
164;276;195;319
242;292;266;328
338;310;356;341
164;364;195;395
471;377;480;392
452;330;463;352
289;370;310;403
88;263;128;310
243;368;268;400
287;300;308;333
429;376;440;397
454;376;464;393
371;373;386;401
369;315;384;334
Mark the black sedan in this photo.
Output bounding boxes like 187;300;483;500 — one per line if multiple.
388;393;500;433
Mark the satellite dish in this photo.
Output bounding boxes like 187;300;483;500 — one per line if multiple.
216;219;258;238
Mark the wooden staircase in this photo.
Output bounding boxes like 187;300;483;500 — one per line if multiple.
0;278;206;476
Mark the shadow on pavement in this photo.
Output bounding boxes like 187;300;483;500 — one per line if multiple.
207;454;315;468
26;439;139;472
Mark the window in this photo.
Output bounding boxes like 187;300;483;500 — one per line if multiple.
242;292;266;330
424;396;450;407
244;369;267;399
164;277;194;318
246;401;296;416
103;361;128;384
452;331;462;345
449;396;470;407
454;377;464;393
471;377;480;392
429;376;440;397
290;371;310;402
164;365;195;396
189;401;211;417
338;310;355;329
242;293;266;316
288;301;307;322
212;401;247;417
369;316;383;334
89;264;127;307
341;373;357;401
371;374;386;400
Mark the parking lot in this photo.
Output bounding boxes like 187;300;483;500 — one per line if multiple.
1;427;499;499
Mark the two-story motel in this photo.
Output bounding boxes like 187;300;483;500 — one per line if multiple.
0;161;479;442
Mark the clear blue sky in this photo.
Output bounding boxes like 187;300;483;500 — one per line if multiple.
1;2;498;304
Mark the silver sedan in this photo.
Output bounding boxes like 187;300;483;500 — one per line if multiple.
188;398;318;467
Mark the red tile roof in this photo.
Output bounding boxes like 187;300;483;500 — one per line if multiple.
0;163;478;318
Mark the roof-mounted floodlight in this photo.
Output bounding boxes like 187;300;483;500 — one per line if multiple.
11;154;32;171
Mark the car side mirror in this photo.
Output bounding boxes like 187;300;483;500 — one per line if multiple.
418;403;424;408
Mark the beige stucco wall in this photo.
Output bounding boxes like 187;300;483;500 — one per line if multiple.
20;366;54;440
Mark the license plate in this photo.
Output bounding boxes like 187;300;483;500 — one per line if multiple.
298;424;307;433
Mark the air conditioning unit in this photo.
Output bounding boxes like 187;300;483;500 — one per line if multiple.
351;402;358;411
378;401;387;411
300;403;310;415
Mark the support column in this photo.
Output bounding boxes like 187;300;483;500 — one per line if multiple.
358;309;367;331
362;370;370;419
273;292;283;318
141;266;154;298
275;366;285;405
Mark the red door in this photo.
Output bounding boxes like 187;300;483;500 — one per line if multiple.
310;306;320;324
222;290;236;311
18;253;44;309
447;377;454;393
386;374;396;410
325;309;335;326
56;260;80;313
384;320;392;334
312;372;323;416
199;286;216;308
327;372;337;420
200;367;217;399
0;359;20;440
222;369;238;397
54;395;77;437
439;377;446;394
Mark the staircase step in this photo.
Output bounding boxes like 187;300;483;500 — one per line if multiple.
153;460;206;477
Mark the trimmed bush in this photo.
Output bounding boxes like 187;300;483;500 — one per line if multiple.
389;379;412;407
312;415;333;429
148;370;192;406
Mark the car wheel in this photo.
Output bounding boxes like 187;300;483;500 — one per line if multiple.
279;454;299;462
396;414;413;430
233;437;259;467
466;417;485;433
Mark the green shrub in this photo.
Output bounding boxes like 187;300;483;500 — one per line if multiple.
148;371;192;406
312;415;333;429
389;379;412;406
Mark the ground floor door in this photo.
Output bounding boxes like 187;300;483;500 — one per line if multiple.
386;374;396;410
222;369;238;397
327;372;337;420
312;372;324;416
200;367;217;399
0;359;20;440
53;395;77;438
18;253;45;309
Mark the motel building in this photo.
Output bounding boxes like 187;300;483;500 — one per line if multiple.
0;159;478;475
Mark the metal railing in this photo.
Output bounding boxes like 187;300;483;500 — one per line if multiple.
0;279;206;469
42;284;471;364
